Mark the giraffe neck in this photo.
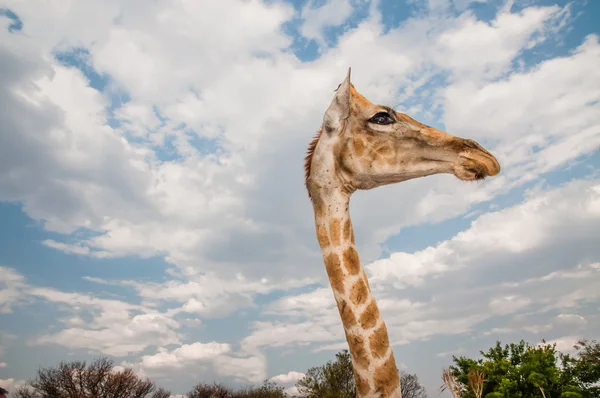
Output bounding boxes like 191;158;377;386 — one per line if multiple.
311;189;401;398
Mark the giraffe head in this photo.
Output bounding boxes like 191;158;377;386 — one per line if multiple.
305;69;500;198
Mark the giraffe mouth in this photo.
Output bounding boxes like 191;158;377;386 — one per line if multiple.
455;152;501;181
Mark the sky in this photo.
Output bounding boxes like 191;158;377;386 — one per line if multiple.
0;0;599;396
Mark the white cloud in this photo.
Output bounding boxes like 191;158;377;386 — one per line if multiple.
544;335;582;355
35;313;181;356
137;342;232;369
368;180;600;286
241;179;600;352
483;327;514;336
0;266;276;384
41;240;92;256
436;4;567;79
0;378;27;393
0;266;28;314
443;34;600;182
555;314;587;328
2;0;589;288
270;370;306;384
489;296;532;316
300;0;355;45
11;285;181;356
84;273;319;319
213;351;269;384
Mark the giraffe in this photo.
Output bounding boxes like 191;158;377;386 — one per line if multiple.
304;69;500;398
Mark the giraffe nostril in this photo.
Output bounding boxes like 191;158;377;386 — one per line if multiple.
464;139;481;150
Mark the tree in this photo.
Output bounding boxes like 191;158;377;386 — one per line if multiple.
565;339;600;398
400;370;427;398
186;380;287;398
447;339;583;398
296;350;355;398
186;382;232;398
235;380;287;398
441;367;465;398
296;349;427;398
13;357;170;398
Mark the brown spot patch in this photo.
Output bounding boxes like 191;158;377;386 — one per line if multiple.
343;219;352;242
316;224;329;249
342;246;361;275
329;218;341;247
376;145;393;157
359;300;379;329
355;370;370;396
324;254;344;293
346;332;369;369
353;138;365;156
349;278;369;306
369;323;390;359
373;353;400;397
337;298;357;327
312;195;326;217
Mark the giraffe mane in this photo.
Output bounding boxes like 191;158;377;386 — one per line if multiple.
304;126;322;200
304;83;349;199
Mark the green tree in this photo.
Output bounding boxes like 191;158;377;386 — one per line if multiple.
186;382;232;398
14;357;170;398
296;349;426;398
448;340;583;398
564;339;600;398
296;350;355;398
186;379;288;398
235;380;288;398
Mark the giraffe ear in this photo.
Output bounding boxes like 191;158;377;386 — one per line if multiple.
323;68;351;134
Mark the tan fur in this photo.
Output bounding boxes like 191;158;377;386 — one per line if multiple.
304;129;322;199
306;71;500;398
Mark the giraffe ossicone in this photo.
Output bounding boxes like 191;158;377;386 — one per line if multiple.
305;69;500;398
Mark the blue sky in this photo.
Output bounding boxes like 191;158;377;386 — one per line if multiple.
1;0;600;396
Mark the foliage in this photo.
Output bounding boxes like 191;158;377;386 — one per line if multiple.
186;380;287;398
441;367;466;398
13;357;170;398
235;380;287;398
296;350;356;398
467;368;485;398
400;371;427;398
295;349;426;398
446;339;595;398
564;339;600;398
187;382;232;398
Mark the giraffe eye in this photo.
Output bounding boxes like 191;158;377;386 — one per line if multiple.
369;112;395;125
